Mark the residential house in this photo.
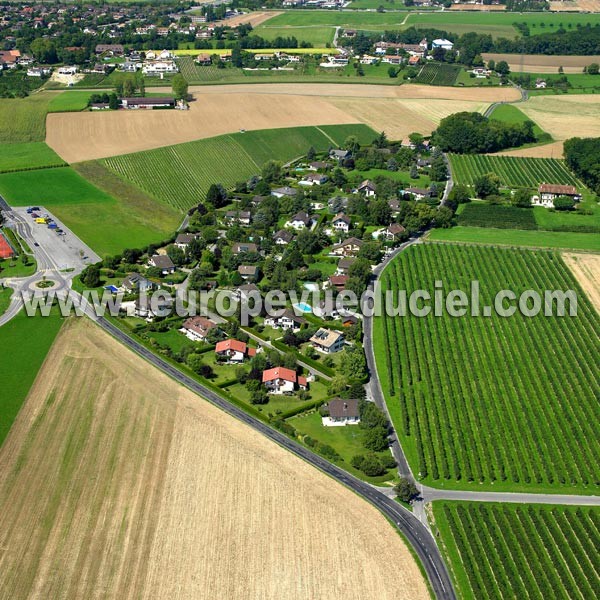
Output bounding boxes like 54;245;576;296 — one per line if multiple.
299;173;328;186
26;67;51;77
328;275;348;291
134;295;172;320
175;232;199;249
328;196;349;212
379;223;407;242
238;265;258;281
262;367;307;394
322;398;360;426
264;308;306;330
215;339;256;363
404;187;433;200
357;180;377;197
330;148;351;161
196;53;212;65
310;328;345;354
95;43;124;55
360;54;378;65
181;316;218;341
332;213;351;234
273;229;294;245
535;78;547;89
288;211;312;230
149;254;175;274
308;161;330;171
271;186;298;198
332;237;364;257
121;273;155;294
336;256;356;275
225;210;251;225
235;283;260;302
232;242;258;255
57;65;78;75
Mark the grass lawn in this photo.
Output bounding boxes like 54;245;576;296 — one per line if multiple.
350;167;431;188
225;381;319;416
290;411;396;484
47;91;93;113
144;327;198;355
489;103;551;143
427;226;600;251
455;69;501;87
533;198;600;233
254;26;335;47
0;310;64;446
521;72;600;91
0;165;179;256
0;286;13;316
0;142;66;173
0;92;54;143
0;255;36;279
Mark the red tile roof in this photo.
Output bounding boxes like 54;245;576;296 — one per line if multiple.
215;339;247;354
262;367;297;383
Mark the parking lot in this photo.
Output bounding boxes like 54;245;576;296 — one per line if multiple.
13;207;101;273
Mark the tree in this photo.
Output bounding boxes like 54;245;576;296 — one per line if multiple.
388;66;398;78
206;183;227;208
373;131;388;149
306;146;316;161
495;60;510;76
340;346;367;380
344;135;360;154
433;206;454;229
364;426;389;452
186;353;205;374
409;164;418;179
387;157;398;172
511;188;532;208
172;74;189;100
448;184;471;205
409;132;424;149
588;63;599;75
487;59;496;71
250;387;269;405
30;38;58;63
430;156;448;182
474;173;499;199
261;160;283;184
394;478;419;503
360;401;388;430
81;264;101;288
332;167;347;187
554;195;576;211
354;453;386;476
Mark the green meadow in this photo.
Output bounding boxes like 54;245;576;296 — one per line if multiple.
0;142;66;173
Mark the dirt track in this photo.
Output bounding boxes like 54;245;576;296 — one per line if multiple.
0;319;428;600
562;253;600;314
47;83;518;162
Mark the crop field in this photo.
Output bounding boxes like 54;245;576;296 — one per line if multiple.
0;142;65;173
449;154;580;188
0;166;178;255
489;104;550;143
0;318;428;599
414;63;461;86
102;125;374;211
434;501;600;600
457;203;538;230
47;90;93;113
482;53;600;74
0;92;53;143
562;253;600;313
374;244;600;492
176;57;246;83
0;310;64;446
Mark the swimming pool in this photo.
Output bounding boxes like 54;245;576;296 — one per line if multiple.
294;302;312;314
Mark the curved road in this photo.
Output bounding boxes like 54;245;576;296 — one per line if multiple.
93;314;457;600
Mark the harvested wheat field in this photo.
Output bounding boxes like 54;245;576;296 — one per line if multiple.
0;318;428;600
494;140;566;158
47;83;516;162
451;3;506;8
562;253;600;313
482;53;600;73
215;10;281;28
550;0;600;10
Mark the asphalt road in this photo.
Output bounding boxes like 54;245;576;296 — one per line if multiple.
94;314;457;600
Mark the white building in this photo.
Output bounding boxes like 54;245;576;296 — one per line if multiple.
432;39;454;51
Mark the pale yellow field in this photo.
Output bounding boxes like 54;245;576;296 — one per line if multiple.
550;0;600;10
215;10;281;28
450;3;506;9
562;253;600;313
482;53;600;73
47;83;518;162
496;95;600;158
0;319;428;600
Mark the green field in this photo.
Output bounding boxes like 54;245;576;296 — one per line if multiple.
449;154;580;189
488;104;551;143
428;226;600;251
0;166;179;256
414;63;461;86
524;72;600;92
47;91;93;113
0;287;13;316
102;124;376;211
458;203;538;230
0;142;66;173
434;501;600;600
0;92;54;143
289;411;396;484
0;310;64;446
375;244;600;492
256;25;336;47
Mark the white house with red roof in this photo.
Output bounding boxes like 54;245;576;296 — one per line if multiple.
215;339;256;363
262;367;307;394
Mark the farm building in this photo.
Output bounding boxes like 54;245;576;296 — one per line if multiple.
262;367;307;394
122;97;175;110
322;398;360;427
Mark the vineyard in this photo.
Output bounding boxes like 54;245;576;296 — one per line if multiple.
374;244;600;491
414;63;461;86
434;501;600;600
458;203;538;230
176;57;245;83
449;154;581;189
102;124;375;211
